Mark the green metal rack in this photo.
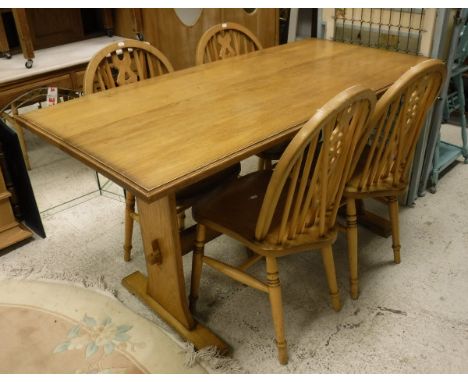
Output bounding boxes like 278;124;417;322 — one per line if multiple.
429;11;468;192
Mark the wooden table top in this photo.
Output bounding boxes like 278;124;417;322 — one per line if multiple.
16;39;428;202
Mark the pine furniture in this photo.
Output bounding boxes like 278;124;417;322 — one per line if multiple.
14;38;428;354
344;59;446;299
190;85;376;364
195;22;263;65
83;39;240;261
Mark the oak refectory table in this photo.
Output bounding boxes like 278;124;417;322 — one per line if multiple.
15;39;427;352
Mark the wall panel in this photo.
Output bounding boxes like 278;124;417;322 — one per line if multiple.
114;8;279;70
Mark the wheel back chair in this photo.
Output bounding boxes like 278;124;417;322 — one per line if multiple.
195;22;281;171
189;85;376;364
195;22;262;65
83;39;240;261
344;59;446;299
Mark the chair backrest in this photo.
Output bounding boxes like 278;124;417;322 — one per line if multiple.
195;22;262;65
83;39;174;94
351;59;446;192
255;86;376;244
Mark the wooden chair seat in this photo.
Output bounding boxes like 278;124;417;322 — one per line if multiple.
193;170;337;257
190;85;376;365
176;162;240;208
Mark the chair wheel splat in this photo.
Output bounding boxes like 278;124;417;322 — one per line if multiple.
191;85;377;365
343;59;446;297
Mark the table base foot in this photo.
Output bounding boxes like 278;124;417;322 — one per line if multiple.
122;271;230;354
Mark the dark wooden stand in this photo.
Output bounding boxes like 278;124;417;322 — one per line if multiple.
0;142;32;250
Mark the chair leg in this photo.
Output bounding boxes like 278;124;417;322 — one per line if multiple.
266;256;288;365
258;157;273;170
258;157;266;170
320;244;341;312
123;191;135;262
189;224;206;312
177;211;186;230
346;197;359;299
388;196;401;264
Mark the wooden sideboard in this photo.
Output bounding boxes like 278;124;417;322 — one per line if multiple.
0;63;86;108
0;142;32;250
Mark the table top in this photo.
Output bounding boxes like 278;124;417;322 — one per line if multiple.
16;38;428;202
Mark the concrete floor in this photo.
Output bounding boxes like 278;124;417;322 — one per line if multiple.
1;124;467;373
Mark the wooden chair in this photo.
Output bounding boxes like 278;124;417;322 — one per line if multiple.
196;23;280;171
344;59;446;299
83;39;174;94
190;85;376;365
195;22;262;65
83;39;240;261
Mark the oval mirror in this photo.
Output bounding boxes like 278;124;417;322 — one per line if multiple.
243;8;257;14
174;9;203;26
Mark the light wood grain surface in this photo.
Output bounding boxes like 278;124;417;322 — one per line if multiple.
16;39;428;202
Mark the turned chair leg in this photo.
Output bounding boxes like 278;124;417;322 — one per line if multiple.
123;191;135;262
266;257;288;365
346;197;359;299
387;196;401;264
258;157;273;171
320;244;341;312
177;211;186;230
190;224;206;312
258;157;266;170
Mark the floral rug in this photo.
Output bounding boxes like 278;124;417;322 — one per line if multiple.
0;279;206;373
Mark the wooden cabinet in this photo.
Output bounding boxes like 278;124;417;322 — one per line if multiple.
0;64;86;108
26;9;85;50
0;153;32;250
1;9;110;55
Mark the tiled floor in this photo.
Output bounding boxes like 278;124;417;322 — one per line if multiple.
1;123;468;373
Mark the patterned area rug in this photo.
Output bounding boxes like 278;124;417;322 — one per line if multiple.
0;279;206;374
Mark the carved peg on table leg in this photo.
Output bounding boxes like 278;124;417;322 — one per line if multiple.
148;239;162;265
